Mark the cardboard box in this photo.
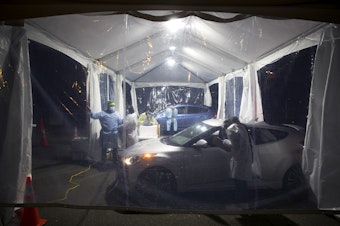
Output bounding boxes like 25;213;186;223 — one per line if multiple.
138;125;160;139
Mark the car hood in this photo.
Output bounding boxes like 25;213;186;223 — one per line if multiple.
121;138;181;157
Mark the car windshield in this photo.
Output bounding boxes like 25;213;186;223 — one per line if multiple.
167;122;215;146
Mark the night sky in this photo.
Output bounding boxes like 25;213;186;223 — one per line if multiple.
258;46;316;127
29;40;88;129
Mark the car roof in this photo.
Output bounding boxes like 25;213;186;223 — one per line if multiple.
157;104;211;113
174;104;210;108
202;119;303;134
202;118;225;127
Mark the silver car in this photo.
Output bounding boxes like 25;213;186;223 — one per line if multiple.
116;119;305;205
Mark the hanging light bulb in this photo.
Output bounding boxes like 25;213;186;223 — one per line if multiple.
169;46;176;51
166;19;185;33
167;57;176;67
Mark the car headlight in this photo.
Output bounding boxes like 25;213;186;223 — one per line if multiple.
124;155;140;165
124;153;156;166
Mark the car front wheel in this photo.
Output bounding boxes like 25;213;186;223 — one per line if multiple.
282;164;309;200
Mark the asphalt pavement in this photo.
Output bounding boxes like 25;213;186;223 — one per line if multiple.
31;208;340;226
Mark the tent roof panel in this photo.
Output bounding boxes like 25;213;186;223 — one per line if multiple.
26;12;324;85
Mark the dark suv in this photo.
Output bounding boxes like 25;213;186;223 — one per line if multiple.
155;104;217;133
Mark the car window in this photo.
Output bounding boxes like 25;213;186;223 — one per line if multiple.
177;106;187;114
168;122;214;146
251;128;289;145
187;106;203;114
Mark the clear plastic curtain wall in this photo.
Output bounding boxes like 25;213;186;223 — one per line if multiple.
2;11;340;214
99;73;115;111
225;70;244;119
86;63;103;162
135;86;205;114
302;24;340;210
257;47;317;127
0;26;32;222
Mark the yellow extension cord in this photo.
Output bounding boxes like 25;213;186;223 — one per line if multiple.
48;164;92;203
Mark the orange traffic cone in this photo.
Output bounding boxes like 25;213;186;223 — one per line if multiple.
39;119;48;147
73;126;78;139
20;176;47;226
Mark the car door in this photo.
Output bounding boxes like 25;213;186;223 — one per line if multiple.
251;127;290;182
187;106;208;123
176;106;188;129
182;144;232;190
177;106;205;130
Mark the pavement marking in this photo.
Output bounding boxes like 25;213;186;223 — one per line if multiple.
48;164;92;203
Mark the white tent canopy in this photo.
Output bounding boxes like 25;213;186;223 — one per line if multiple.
25;12;323;118
1;9;340;214
24;13;325;164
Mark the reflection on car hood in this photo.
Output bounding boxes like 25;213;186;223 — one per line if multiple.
121;138;181;157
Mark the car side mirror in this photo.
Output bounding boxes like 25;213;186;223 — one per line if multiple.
193;139;208;148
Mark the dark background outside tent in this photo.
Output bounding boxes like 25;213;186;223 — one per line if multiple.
29;41;88;135
28;40;316;134
258;46;316;127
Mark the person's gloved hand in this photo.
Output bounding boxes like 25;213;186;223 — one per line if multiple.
212;136;232;152
86;105;92;114
212;136;223;147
